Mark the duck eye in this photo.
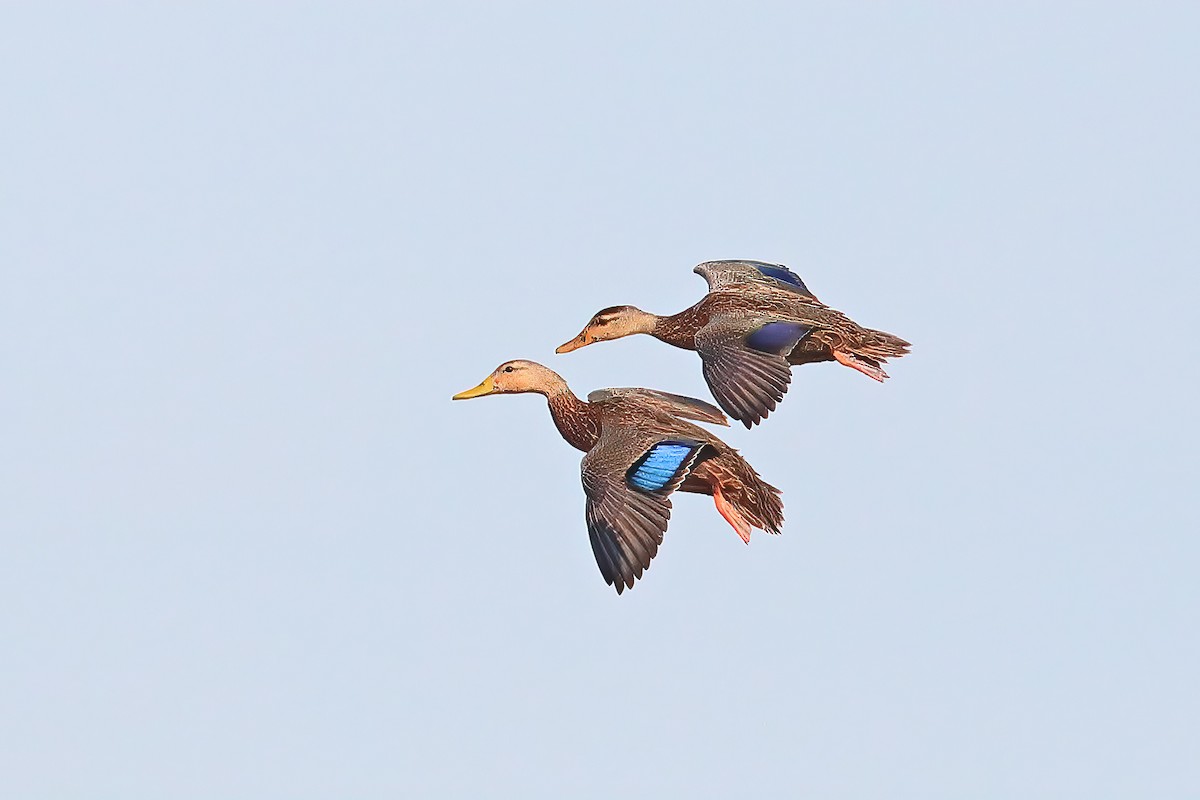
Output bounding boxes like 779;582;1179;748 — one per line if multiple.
503;365;514;373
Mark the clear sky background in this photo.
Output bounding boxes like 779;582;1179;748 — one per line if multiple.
2;3;1197;798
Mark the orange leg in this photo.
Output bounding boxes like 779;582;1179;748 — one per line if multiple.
713;485;752;545
833;349;888;382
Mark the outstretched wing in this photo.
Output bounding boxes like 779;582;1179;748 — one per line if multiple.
695;318;811;428
694;260;818;299
581;429;705;594
587;388;729;427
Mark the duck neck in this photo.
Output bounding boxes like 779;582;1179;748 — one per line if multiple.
626;307;663;337
652;301;708;350
547;387;601;452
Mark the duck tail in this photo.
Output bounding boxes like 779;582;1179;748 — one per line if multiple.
707;451;784;539
856;327;911;361
831;326;911;382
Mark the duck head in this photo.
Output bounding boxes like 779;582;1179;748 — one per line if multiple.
555;305;658;354
452;359;567;400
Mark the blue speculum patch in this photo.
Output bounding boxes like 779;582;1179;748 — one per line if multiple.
746;321;810;353
755;264;811;294
629;442;696;492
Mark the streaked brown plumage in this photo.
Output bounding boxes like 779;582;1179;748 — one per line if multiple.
557;259;911;428
452;360;784;594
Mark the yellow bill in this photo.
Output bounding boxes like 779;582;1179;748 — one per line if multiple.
452;375;497;400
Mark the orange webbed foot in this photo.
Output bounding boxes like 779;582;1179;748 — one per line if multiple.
713;485;752;544
833;350;888;382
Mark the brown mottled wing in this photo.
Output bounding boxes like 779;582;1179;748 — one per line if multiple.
695;318;804;428
580;428;704;594
587;388;729;427
694;260;819;299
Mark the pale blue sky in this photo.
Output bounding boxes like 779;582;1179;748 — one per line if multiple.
2;3;1197;798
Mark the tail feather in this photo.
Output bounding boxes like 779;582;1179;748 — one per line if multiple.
829;326;910;382
731;475;784;536
857;328;911;361
712;452;784;536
